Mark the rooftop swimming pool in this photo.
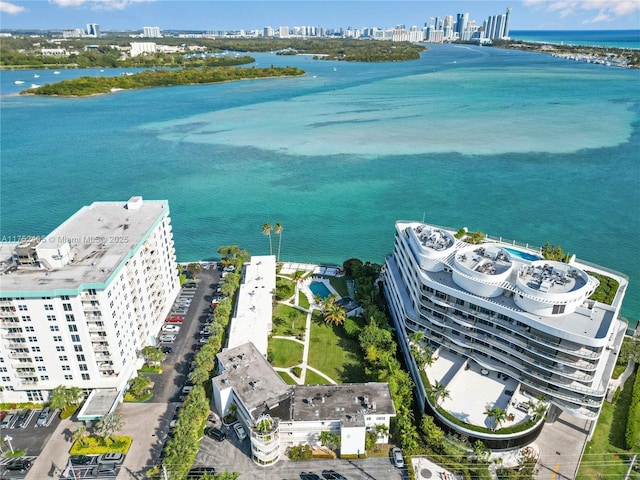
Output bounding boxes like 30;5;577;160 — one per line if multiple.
309;280;332;299
504;247;542;262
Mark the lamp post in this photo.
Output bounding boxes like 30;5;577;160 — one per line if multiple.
4;435;13;453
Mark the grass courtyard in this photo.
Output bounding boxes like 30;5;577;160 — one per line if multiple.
268;338;303;368
272;303;307;338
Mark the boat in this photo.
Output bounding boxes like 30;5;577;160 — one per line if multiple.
53;71;60;75
14;80;25;85
332;67;337;72
33;74;40;78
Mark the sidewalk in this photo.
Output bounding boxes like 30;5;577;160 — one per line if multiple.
26;418;75;480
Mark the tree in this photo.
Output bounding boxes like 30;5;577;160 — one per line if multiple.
432;380;450;406
373;423;389;440
473;439;491;463
421;415;444;449
48;385;68;410
262;222;273;256
95;412;124;444
188;366;210;385
484;404;507;431
128;375;152;397
67;386;84;406
141;345;164;366
323;302;346;326
274;221;283;262
328;433;341;451
72;424;89;447
186;262;203;280
319;430;331;446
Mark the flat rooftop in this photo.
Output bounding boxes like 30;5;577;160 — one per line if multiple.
214;342;290;418
291;383;395;423
0;197;168;295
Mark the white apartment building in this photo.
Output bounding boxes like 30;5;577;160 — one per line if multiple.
212;342;395;466
384;221;628;444
130;42;157;57
0;197;179;407
143;26;162;38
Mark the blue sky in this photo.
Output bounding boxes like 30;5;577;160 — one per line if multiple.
1;1;639;31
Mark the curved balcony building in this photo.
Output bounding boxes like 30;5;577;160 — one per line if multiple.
384;221;628;444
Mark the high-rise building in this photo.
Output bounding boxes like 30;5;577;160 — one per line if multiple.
86;23;100;38
503;7;512;39
0;197;179;408
143;26;162;38
384;221;628;446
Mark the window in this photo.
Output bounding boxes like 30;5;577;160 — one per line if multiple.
47;315;57;322
76;354;85;362
74;345;83;352
53;336;62;342
21;315;31;322
49;325;59;332
37;366;46;371
28;336;37;342
56;346;65;352
552;304;566;314
18;305;27;311
71;335;80;342
44;304;54;311
59;356;68;361
64;375;73;380
40;376;49;381
1;376;10;381
61;296;70;300
63;303;72;311
34;356;44;362
62;365;70;371
68;324;77;332
31;346;40;352
0;367;7;373
79;364;88;371
25;326;34;332
65;314;75;322
81;374;90;381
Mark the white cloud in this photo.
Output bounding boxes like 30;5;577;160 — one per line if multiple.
0;1;26;14
49;0;154;11
522;0;640;23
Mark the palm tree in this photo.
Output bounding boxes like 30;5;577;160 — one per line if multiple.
141;345;164;366
323;302;346;326
95;412;124;444
72;424;89;447
432;380;450;407
274;222;283;262
484;404;507;431
67;386;84;406
262;223;273;256
291;270;305;301
373;423;389;439
48;385;68;410
188;366;210;385
319;430;331;446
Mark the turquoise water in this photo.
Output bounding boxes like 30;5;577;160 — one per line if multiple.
1;44;639;324
503;247;542;262
309;281;332;300
511;30;640;49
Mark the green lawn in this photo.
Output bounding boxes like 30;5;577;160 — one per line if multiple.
307;313;367;383
272;303;307;337
268;338;304;368
298;290;310;309
277;371;298;385
304;369;329;385
577;371;640;480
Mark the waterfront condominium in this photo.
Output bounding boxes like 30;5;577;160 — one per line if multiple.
383;221;628;447
0;197;179;411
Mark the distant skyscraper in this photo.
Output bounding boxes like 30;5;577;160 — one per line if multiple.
263;26;274;37
86;23;100;38
503;7;512;38
456;12;468;38
143;26;162;38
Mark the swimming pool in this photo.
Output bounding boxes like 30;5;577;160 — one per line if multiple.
504;247;541;262
309;281;332;299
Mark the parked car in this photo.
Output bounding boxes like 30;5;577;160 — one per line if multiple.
12;409;30;428
198;337;209;344
92;464;118;476
165;315;184;323
204;427;226;441
5;458;32;472
183;282;197;288
182;385;194;394
162;324;181;333
69;455;95;466
223;265;236;272
300;473;322;480
97;453;125;465
159;334;177;343
233;422;247;440
0;411;7;423
1;412;14;428
392;447;405;468
35;407;51;427
160;346;173;354
322;470;347;480
187;467;216;478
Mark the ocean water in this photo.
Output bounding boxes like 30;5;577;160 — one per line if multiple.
511;29;640;49
1;43;639;323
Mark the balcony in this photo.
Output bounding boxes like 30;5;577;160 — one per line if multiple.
15;369;37;378
3;331;25;339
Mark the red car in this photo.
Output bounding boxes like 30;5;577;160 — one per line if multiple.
166;315;184;323
0;411;6;423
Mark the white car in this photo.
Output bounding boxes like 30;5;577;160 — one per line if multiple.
233;422;247;440
159;334;176;343
162;325;181;333
392;447;404;468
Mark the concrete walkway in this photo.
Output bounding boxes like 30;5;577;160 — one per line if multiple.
607;358;637;401
26;417;75;480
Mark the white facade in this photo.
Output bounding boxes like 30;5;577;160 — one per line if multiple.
143;26;162;38
130;42;157;57
0;197;179;404
384;221;628;428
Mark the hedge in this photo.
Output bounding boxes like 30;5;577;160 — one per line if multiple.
69;436;132;455
625;370;640;449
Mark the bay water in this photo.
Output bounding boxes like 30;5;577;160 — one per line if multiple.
1;41;639;322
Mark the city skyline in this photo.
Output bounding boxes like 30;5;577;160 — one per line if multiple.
1;0;639;31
